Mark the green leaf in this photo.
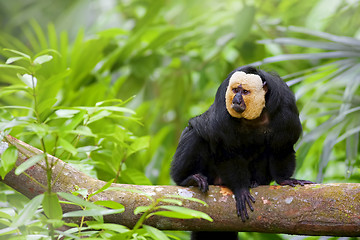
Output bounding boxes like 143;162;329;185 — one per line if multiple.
5;56;26;64
44;219;64;229
63;208;123;217
87;110;112;124
143;225;170;240
0;64;30;73
134;205;152;215
0;85;31;97
0;146;18;178
95;99;128;107
305;0;342;31
17;73;37;88
77;145;100;153
33;54;53;65
96;28;128;38
0;208;15;220
57;192;104;210
121;168;152;185
27;123;49;138
0;105;33;111
47;23;58;50
11;194;44;227
86;222;130;233
3;48;31;59
148;210;196;219
37;98;57;117
55;109;80;118
233;5;255;44
30;19;48;50
336;126;360;144
260;52;360;66
68;126;96;137
15;153;44;175
58;138;77;156
94;200;124;210
318;123;344;182
127;136;150;157
151;206;213;222
279;26;360;46
158;198;182;206
72;188;88;198
165;195;208;206
43;192;63;220
0;227;17;236
59;110;86;132
0;119;29;132
80;106;135;115
88;179;114;198
259;38;355;51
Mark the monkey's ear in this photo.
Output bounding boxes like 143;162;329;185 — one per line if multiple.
263;81;268;93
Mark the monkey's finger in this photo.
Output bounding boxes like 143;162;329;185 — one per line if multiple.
191;174;208;192
199;180;209;193
244;207;249;220
200;178;208;192
249;193;256;203
242;197;250;220
279;179;296;187
299;180;315;185
243;198;252;219
246;197;254;212
240;204;248;222
236;199;247;222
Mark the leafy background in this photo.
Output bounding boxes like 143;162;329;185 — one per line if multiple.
0;0;359;239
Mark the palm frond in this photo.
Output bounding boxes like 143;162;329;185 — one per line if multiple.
257;26;360;181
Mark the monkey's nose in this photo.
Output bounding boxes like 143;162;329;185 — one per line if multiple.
232;103;246;113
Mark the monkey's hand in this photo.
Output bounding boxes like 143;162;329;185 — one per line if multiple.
180;173;209;192
277;178;314;187
234;188;255;222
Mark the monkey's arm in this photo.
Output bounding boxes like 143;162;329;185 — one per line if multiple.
269;107;314;186
170;125;211;192
269;133;314;186
270;150;314;187
269;149;314;186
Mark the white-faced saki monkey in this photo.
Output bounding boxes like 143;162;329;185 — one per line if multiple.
171;66;314;240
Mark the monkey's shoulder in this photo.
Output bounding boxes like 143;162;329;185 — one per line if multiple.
186;109;214;139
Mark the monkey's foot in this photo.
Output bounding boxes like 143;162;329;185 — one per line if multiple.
234;188;255;222
278;178;315;187
180;173;209;192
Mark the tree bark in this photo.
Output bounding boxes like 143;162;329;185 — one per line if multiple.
1;135;360;236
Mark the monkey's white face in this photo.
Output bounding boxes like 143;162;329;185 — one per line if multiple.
225;71;266;120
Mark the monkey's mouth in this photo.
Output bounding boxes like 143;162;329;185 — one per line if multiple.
232;103;246;113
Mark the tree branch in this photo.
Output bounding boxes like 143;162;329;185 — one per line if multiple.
1;135;359;236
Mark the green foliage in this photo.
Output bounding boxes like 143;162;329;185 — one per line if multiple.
0;145;18;178
0;0;359;239
126;188;212;240
256;26;360;183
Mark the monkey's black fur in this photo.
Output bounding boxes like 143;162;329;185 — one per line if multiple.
171;66;313;240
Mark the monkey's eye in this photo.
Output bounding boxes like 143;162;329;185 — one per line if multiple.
243;89;250;95
232;88;240;93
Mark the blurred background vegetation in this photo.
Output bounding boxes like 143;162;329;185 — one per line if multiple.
0;0;359;239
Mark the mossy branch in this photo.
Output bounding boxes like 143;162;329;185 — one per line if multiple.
1;135;360;237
